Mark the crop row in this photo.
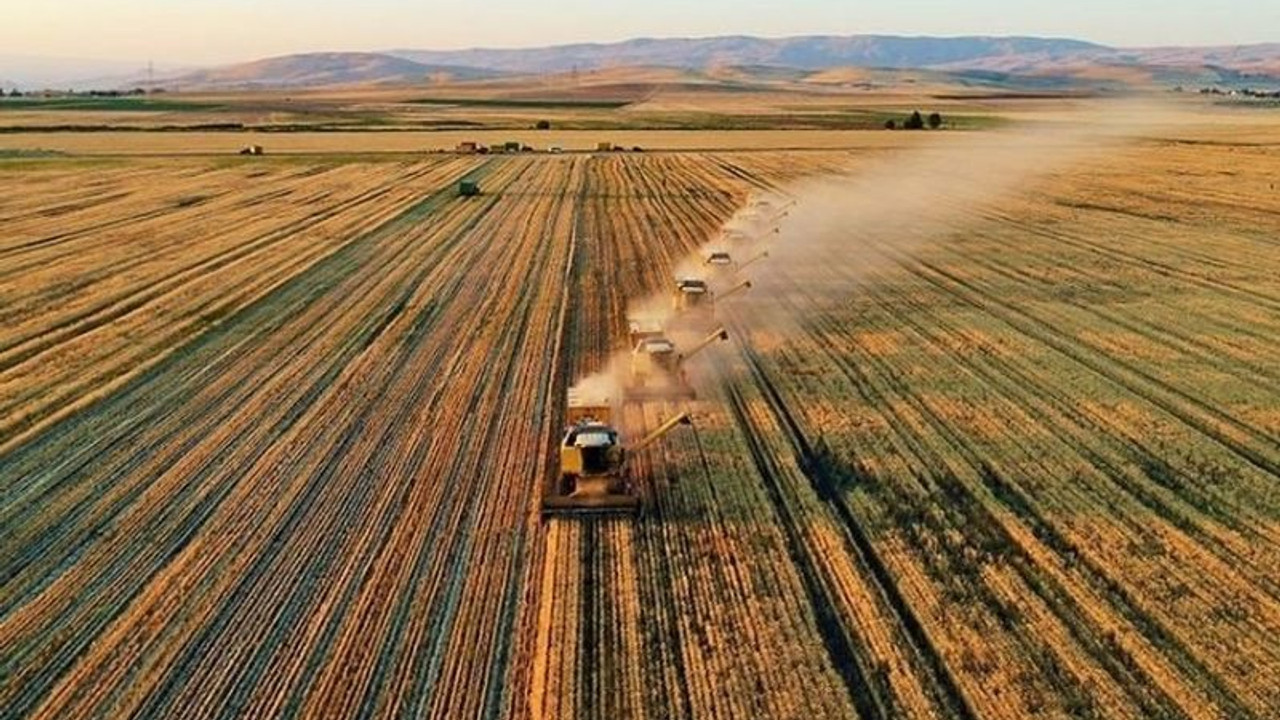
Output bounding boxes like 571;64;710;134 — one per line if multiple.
5;143;1274;719
711;142;1280;717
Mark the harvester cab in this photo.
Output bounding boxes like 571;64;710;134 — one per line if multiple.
629;336;679;385
543;391;693;517
672;278;711;313
743;197;792;234
627;317;666;347
750;197;794;214
705;250;733;268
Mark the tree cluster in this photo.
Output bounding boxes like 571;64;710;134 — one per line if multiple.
885;111;944;130
0;87;162;100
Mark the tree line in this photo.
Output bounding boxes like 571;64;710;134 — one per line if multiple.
885;111;944;130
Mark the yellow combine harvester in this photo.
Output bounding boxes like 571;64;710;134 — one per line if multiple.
626;328;728;401
670;277;751;331
672;277;712;314
672;277;751;312
543;393;692;516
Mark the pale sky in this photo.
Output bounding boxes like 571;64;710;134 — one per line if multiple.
8;0;1279;65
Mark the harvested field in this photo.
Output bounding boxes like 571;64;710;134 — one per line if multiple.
0;129;916;156
2;127;1278;720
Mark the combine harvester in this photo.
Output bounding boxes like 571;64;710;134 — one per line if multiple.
542;392;692;516
704;248;771;273
747;196;795;218
670;276;751;331
626;328;728;401
703;251;735;280
673;277;712;314
672;277;752;313
541;222;769;519
738;196;794;237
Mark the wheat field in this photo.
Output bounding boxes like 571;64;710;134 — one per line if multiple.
2;113;1278;718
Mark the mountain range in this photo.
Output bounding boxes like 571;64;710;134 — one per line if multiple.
171;52;501;89
389;35;1107;74
6;35;1280;90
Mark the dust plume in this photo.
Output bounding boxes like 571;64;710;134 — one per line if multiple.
567;354;626;413
581;100;1175;407
716;99;1179;337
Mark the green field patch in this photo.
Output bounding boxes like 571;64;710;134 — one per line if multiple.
409;97;632;109
0;97;222;112
0;148;65;158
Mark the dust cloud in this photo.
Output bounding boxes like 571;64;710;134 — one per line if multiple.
714;99;1177;337
569;100;1175;411
567;354;627;417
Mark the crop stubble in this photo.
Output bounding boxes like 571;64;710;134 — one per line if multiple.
1;141;1277;719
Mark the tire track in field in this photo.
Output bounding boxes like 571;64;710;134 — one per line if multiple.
1;174;513;719
1;154;529;712
856;265;1280;584
720;328;978;720
0;162;450;364
791;289;1216;719
979;208;1280;312
0;161;484;452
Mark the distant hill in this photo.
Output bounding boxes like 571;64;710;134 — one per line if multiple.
0;55;196;91
168;52;502;89
931;43;1280;84
386;36;1280;88
390;35;1106;74
11;36;1280;91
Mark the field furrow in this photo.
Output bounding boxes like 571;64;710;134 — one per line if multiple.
3;136;1277;719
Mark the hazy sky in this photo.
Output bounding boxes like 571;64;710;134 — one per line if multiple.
9;0;1279;65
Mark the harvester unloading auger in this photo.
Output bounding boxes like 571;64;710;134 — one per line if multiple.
672;277;751;312
542;393;693;516
737;250;769;272
718;279;752;301
626;327;729;401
